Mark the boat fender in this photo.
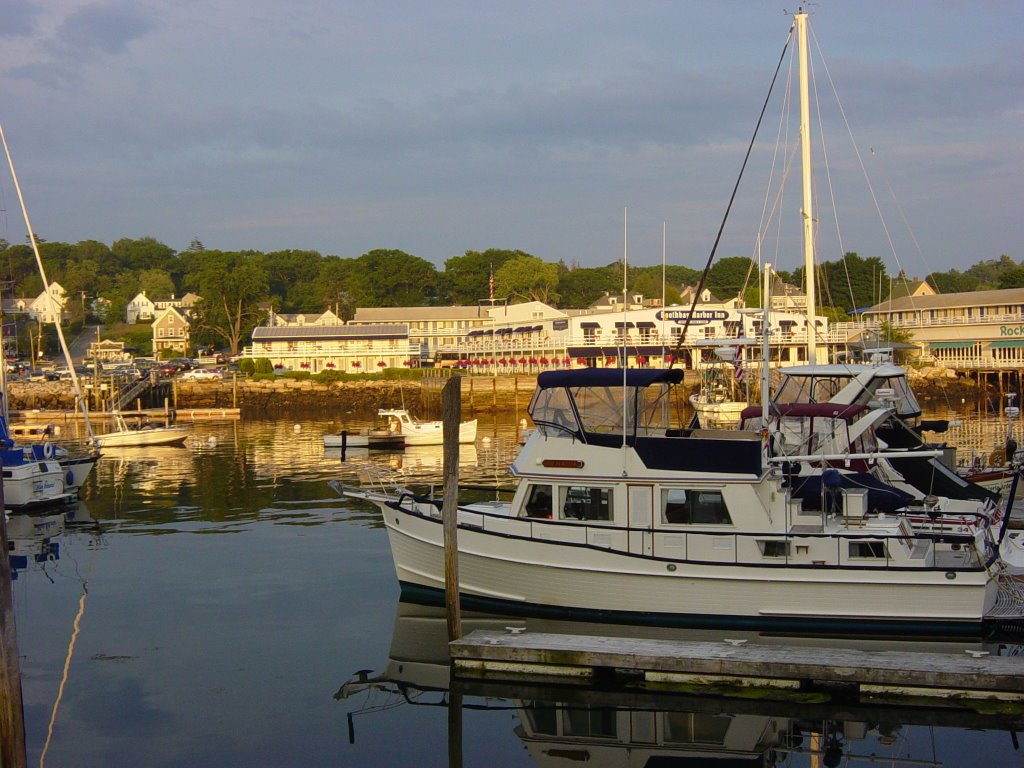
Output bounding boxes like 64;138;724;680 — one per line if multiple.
42;441;54;459
66;470;74;486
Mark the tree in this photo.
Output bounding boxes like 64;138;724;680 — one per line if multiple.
347;249;441;306
138;268;177;299
494;255;559;304
111;237;178;274
556;264;619;307
706;257;757;300
443;249;523;304
929;268;979;293
187;251;269;354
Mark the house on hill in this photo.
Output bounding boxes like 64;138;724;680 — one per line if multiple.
152;306;191;357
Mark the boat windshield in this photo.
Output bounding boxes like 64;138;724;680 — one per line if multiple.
773;368;921;419
529;381;676;439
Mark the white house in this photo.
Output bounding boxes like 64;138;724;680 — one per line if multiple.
126;292;157;323
28;282;67;325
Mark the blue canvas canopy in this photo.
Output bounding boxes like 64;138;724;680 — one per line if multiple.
537;368;684;389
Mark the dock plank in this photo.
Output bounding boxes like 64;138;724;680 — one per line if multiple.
450;630;1024;698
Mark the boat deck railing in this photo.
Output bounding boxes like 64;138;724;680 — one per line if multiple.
399;501;999;573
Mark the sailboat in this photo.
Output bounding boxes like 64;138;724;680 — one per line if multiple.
333;11;1024;638
0;123;99;491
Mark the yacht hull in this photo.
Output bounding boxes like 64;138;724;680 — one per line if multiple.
380;504;999;637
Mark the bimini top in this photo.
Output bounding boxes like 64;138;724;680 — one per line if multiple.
537;368;685;389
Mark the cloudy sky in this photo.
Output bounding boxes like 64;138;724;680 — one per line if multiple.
0;0;1020;277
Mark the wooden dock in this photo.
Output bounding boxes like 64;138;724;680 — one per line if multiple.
451;630;1024;702
13;407;240;422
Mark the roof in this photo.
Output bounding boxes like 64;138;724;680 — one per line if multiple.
252;324;408;341
353;306;488;322
537;367;684;389
864;286;1024;314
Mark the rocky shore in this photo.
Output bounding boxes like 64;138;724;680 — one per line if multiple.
7;374;541;417
6;366;987;417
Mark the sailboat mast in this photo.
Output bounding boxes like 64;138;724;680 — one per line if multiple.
796;11;816;364
0;123;95;440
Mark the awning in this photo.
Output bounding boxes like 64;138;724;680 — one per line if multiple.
580;322;600;329
614;321;635;328
929;341;977;350
495;327;512;334
532;325;543;331
514;326;532;333
636;321;656;328
990;340;1024;349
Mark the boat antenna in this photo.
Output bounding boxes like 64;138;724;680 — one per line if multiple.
0;123;95;441
668;24;793;369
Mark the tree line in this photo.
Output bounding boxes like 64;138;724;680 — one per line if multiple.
0;236;1016;354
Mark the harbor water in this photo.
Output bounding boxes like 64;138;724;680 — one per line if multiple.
7;411;1024;766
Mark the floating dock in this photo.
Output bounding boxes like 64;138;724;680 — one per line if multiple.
451;630;1024;702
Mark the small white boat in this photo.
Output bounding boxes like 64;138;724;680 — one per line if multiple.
94;411;189;448
376;408;477;446
688;343;748;429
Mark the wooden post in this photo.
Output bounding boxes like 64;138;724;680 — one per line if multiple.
441;377;462;642
232;372;238;409
0;481;28;768
447;687;463;768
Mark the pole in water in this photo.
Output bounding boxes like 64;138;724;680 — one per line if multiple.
441;376;462;642
0;479;28;768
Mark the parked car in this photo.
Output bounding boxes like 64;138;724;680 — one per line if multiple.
180;368;220;381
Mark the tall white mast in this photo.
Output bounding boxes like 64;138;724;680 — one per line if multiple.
0;123;95;440
796;10;816;364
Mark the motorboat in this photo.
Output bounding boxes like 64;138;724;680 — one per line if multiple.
336;367;1024;637
376;408;477;446
688;342;749;429
93;410;189;448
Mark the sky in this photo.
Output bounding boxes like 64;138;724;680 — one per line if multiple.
0;0;1020;278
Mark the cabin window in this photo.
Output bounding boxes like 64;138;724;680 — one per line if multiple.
664;712;731;745
849;540;887;559
564;706;617;738
524;484;553;518
759;540;790;557
560;486;612;521
661;489;732;525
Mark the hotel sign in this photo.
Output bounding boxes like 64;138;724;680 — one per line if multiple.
656;309;730;326
1000;325;1024;336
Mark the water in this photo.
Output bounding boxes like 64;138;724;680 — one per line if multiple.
7;413;1024;766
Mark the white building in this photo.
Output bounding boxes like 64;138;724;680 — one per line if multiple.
247;324;417;372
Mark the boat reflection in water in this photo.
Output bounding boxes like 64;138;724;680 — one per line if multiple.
337;601;1024;767
6;502;101;579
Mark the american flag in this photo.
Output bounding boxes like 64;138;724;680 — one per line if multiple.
489;263;494;300
733;347;744;381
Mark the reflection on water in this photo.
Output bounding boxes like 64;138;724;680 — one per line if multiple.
337;601;1024;767
5;413;1024;767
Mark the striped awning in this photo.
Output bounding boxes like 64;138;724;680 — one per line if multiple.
929;341;977;350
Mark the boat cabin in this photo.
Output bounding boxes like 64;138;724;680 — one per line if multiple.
772;364;922;423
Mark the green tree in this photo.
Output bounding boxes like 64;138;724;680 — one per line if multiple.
187;251;269;354
928;269;979;293
111;236;178;273
706;257;756;300
556;265;619;307
138;268;177;299
347;249;441;306
494;255;559;304
443;249;523;304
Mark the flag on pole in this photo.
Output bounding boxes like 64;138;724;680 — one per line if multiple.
733;347;744;381
489;263;494;300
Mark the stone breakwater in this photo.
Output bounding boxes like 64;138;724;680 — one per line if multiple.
7;375;541;417
6;368;983;417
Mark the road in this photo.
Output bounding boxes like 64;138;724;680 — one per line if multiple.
67;324;101;364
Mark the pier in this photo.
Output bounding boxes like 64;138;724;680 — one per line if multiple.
451;630;1024;703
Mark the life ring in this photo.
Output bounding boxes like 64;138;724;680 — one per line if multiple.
42;442;54;459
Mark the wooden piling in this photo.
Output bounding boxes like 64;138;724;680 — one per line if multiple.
441;377;462;642
0;482;28;768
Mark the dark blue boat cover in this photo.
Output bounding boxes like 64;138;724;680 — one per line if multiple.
537;368;684;389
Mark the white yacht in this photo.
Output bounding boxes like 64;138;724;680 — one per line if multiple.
337;367;1024;638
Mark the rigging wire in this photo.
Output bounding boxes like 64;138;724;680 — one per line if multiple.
669;23;794;368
